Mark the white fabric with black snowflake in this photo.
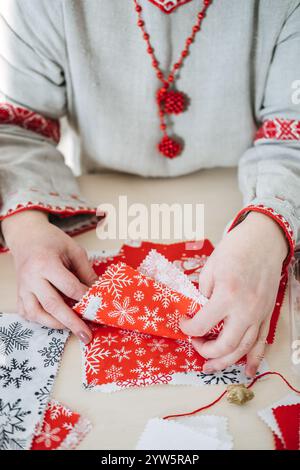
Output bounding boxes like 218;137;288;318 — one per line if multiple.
0;313;69;450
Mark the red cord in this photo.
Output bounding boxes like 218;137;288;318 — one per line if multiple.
163;371;300;420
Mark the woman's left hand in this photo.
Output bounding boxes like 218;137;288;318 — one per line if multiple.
180;211;288;377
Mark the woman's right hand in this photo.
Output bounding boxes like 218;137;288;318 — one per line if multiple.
2;210;97;344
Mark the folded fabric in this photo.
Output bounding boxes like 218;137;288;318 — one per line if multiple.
0;313;69;450
74;260;201;340
31;400;92;450
91;240;286;344
258;393;300;450
136;415;233;450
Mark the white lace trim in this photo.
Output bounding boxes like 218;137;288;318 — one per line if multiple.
138;249;208;306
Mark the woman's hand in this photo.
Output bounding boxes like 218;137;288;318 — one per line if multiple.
2;210;98;344
180;211;288;377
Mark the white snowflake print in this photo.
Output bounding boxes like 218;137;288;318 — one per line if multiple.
34;423;61;448
101;332;118;347
85;338;111;375
187;300;200;317
82;294;107;321
147;338;168;353
48;401;72;421
120;329;151;345
152;282;180;309
97;263;133;298
105;365;124;382
108;297;139;326
133;290;144;302
133;273;150;287
130;359;160;380
135;348;146;357
138;306;164;332
112;346;131;363
62;422;74;432
166;310;182;333
159;352;177;368
175;339;194;358
180;359;202;373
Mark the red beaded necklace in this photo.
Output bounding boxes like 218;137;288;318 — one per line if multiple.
133;0;213;159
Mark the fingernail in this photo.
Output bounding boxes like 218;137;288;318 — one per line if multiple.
78;331;92;345
203;367;214;374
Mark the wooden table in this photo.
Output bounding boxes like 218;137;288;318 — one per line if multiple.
0;168;299;450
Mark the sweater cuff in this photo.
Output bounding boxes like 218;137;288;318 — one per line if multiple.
227;199;296;269
0;188;102;253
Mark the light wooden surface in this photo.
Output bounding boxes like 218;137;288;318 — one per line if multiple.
0;168;299;450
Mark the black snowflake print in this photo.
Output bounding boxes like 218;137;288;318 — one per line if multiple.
34;375;55;415
0;358;36;389
38;337;65;367
0;398;31;450
197;367;241;385
0;322;33;355
41;326;65;336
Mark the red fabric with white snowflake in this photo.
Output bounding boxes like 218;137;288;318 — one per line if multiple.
73;241;285;390
31;400;91;450
83;324;206;388
74;262;200;340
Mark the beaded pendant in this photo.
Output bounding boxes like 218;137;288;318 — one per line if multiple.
133;0;213;158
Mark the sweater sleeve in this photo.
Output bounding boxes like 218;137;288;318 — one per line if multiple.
230;1;300;266
0;0;99;253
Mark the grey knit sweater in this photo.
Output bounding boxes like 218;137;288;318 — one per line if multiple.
0;0;300;249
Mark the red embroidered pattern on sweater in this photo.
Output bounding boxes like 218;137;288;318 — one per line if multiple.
255;119;300;141
148;0;193;14
0;103;60;144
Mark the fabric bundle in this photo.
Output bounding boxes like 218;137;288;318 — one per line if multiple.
74;241;274;392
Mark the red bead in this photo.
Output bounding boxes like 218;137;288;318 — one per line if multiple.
193;25;200;33
157;71;164;80
147;47;153;53
198;12;205;19
204;0;211;5
137;20;144;27
156;86;168;103
152;60;158;67
174;63;180;70
143;33;149;40
160;123;167;131
186;38;193;45
158;136;182;159
182;50;188;57
135;5;142;12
